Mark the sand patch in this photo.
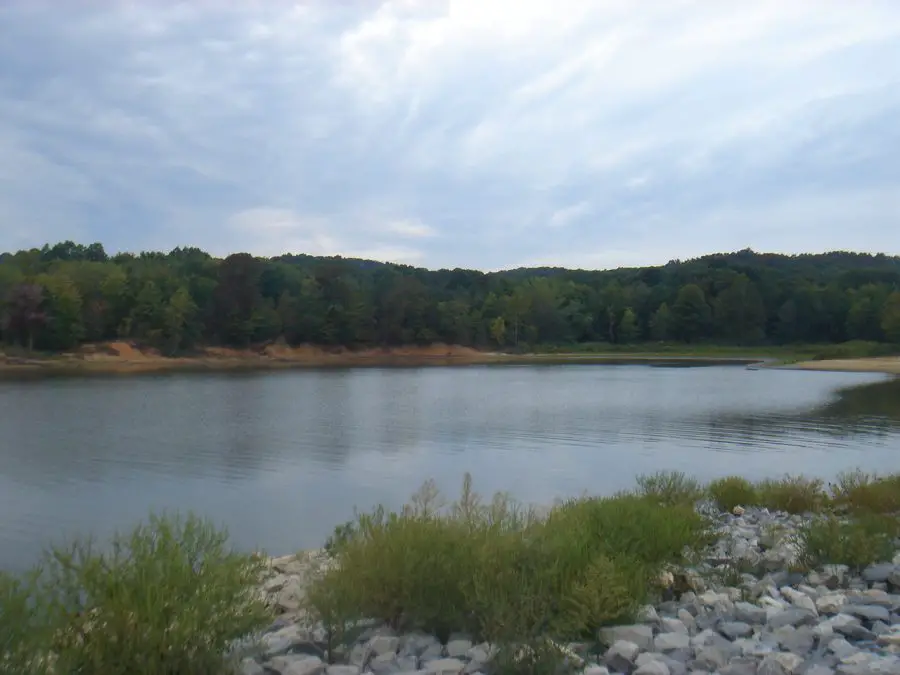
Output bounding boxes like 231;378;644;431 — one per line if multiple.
791;357;900;375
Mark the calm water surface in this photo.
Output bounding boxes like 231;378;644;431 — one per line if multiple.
2;364;900;570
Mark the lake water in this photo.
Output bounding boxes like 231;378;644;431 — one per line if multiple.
1;364;899;571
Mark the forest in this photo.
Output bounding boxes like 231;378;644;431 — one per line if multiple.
1;241;899;355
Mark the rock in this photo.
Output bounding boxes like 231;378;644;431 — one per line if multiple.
466;643;496;664
782;587;819;615
634;661;670;675
735;601;768;625
445;637;473;659
600;625;655;652
662;617;689;634
368;635;401;657
269;656;326;675
828;639;859;660
326;667;361;675
772;652;805;675
878;628;900;647
639;605;662;623
888;567;900;588
776;626;816;655
369;653;419;675
758;655;788;675
842;605;891;623
655;632;691;652
863;564;896;584
720;622;754;640
423;659;466;675
260;625;323;660
692;647;728;671
769;609;818;629
817;595;848;615
805;666;835;675
276;578;306;612
241;658;266;675
721;657;760;675
583;666;611;675
678;609;697;634
605;640;641;673
400;634;442;659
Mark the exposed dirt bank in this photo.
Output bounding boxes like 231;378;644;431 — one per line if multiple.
0;341;499;375
787;356;900;375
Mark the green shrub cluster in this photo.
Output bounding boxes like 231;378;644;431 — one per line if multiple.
305;474;713;665
796;513;900;571
706;470;900;516
0;513;271;675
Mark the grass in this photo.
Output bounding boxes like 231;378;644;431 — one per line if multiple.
304;474;713;668
796;513;900;572
0;513;272;675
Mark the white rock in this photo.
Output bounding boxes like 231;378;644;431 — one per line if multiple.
817;594;847;614
772;652;805;675
424;658;466;675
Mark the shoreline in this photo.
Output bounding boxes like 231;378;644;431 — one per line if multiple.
0;341;897;376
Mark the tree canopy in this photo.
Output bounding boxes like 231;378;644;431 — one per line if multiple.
1;242;899;354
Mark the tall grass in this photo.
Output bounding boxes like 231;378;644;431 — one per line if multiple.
304;474;713;667
0;513;271;675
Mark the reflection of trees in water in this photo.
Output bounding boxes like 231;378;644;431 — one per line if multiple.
699;378;900;446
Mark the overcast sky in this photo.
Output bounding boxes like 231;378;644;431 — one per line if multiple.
1;1;899;271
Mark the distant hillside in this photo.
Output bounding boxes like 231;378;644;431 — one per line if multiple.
1;242;899;353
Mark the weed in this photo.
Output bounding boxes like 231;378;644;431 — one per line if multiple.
829;470;900;515
755;475;828;514
0;570;53;675
32;513;271;675
795;513;900;571
635;471;704;507
707;476;759;512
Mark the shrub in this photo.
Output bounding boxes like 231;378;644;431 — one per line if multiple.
1;570;53;675
37;513;271;675
756;475;828;514
635;471;704;507
830;470;900;515
707;476;759;512
305;476;713;662
796;513;900;571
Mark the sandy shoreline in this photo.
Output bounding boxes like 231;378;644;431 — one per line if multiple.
0;341;897;376
783;356;900;375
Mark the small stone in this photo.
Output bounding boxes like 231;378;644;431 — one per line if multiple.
805;666;835;675
326;667;361;675
445;638;473;659
863;564;896;584
600;625;655;652
772;652;805;675
735;602;769;625
769;609;818;629
828;638;859;660
655;633;691;652
692;647;728;671
721;657;759;675
368;636;401;657
241;658;266;675
758;655;788;675
635;661;670;675
733;506;746;516
605;640;641;673
720;622;754;640
817;595;847;615
424;659;466;675
583;667;611;675
271;656;326;675
638;605;662;623
777;626;815;655
678;609;697;634
782;587;819;615
842;605;891;623
662;617;689;634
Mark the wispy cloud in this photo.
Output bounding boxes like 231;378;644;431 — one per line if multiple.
1;0;899;269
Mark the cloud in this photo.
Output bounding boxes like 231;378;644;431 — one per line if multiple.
1;0;899;269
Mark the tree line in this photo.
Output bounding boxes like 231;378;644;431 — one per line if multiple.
1;241;899;354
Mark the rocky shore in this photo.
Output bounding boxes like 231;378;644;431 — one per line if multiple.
241;506;900;675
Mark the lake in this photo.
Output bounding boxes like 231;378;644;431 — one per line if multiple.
1;364;899;571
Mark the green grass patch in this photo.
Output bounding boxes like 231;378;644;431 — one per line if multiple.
755;475;829;514
829;469;900;515
305;475;713;661
635;471;704;507
796;513;900;571
707;476;760;513
0;513;271;675
810;340;899;361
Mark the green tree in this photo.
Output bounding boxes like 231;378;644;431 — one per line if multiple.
36;274;85;350
2;283;46;350
650;302;671;341
489;316;506;346
618;307;638;343
881;291;900;344
162;286;201;353
713;274;766;344
671;284;711;343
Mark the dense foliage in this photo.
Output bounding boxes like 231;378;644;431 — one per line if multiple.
2;241;900;354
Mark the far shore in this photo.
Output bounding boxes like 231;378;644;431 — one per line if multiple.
0;341;897;376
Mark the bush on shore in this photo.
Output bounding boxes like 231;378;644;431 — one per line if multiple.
0;513;272;675
305;474;714;664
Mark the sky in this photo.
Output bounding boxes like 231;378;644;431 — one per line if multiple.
1;1;899;272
